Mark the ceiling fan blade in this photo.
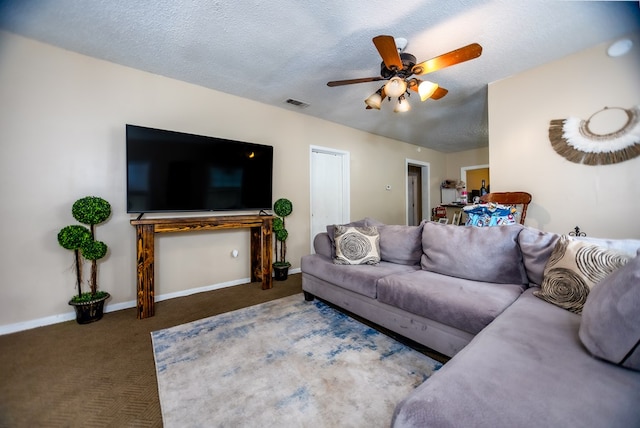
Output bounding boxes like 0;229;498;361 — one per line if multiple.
430;86;448;100
373;35;403;71
412;43;482;76
327;76;384;87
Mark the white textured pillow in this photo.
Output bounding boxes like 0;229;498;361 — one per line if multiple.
534;235;630;314
333;225;380;265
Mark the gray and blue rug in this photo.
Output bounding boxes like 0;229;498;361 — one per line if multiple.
151;294;441;427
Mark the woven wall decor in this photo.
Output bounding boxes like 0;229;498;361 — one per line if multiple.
548;105;640;165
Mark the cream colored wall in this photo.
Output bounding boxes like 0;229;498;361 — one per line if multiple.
444;146;490;196
446;146;489;179
0;32;445;329
488;32;640;238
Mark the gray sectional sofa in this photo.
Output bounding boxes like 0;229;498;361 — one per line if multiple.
300;219;640;427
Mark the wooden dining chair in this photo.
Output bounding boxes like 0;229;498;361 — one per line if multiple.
479;191;532;224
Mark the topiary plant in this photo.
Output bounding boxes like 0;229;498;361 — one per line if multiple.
57;225;92;299
272;198;293;268
58;196;111;302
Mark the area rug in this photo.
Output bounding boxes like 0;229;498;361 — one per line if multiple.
151;294;442;427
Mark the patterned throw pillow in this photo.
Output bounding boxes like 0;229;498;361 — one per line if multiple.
333;225;380;265
534;235;630;314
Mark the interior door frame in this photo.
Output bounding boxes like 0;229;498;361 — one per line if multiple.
405;159;430;225
309;145;350;252
461;164;489;187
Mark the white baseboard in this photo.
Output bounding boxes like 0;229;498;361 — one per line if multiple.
0;268;301;336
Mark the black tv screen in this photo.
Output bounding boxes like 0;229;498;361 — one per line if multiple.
126;124;273;213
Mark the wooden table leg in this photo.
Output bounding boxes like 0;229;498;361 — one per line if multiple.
250;226;261;283
262;218;273;290
136;224;155;319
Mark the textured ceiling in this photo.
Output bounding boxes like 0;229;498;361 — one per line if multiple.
1;1;639;152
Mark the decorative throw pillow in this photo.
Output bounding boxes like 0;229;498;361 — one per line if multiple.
326;219;367;259
326;218;384;259
333;225;380;265
326;219;367;243
534;235;630;314
579;252;640;371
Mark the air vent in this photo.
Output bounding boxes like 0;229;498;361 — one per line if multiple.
285;98;310;108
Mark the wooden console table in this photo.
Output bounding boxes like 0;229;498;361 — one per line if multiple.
130;215;273;319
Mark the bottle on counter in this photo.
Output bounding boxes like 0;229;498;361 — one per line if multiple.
480;180;488;196
460;189;468;204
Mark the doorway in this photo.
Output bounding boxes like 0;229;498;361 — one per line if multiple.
461;164;489;201
406;159;430;226
310;146;350;252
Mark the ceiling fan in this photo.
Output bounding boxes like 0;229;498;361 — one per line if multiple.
327;35;482;113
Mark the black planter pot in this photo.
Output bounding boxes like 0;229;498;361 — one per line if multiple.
273;265;290;281
69;293;110;324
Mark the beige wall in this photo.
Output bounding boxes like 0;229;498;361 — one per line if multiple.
488;32;640;238
0;32;455;329
445;146;490;196
446;146;489;180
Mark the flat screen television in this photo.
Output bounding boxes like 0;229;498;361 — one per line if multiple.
126;124;273;213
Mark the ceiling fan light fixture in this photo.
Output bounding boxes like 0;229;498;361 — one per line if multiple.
364;89;383;110
385;77;407;98
394;95;411;113
328;36;483;114
418;80;439;101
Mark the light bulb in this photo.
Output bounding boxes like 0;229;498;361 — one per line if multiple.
384;77;407;98
364;91;382;110
418;81;439;101
394;96;411;113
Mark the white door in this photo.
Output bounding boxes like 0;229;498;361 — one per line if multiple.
310;146;350;252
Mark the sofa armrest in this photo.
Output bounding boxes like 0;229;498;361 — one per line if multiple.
313;232;333;258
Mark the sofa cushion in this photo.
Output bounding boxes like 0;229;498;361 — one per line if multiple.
420;222;528;285
392;288;640;428
377;270;524;335
300;253;419;299
333;225;380;265
363;217;385;227
579;252;640;371
518;226;560;286
378;224;423;265
534;235;630;314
